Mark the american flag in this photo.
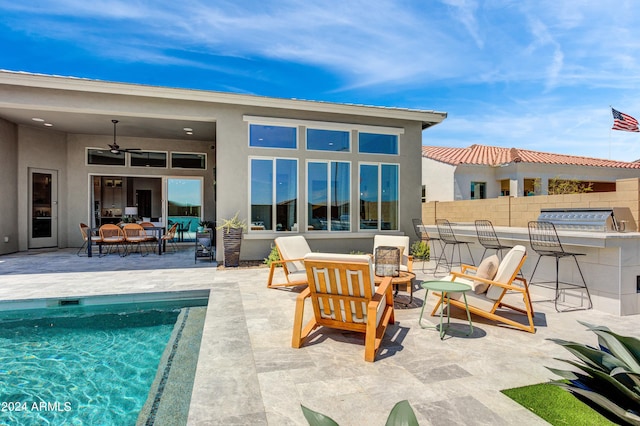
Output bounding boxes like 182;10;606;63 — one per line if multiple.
612;108;640;132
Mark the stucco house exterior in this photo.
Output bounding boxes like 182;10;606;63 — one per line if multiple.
0;71;446;261
422;144;640;202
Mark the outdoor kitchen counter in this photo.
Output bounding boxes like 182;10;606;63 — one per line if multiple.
422;224;640;248
422;224;640;316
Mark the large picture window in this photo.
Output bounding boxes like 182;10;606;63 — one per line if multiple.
250;124;297;149
359;163;399;230
250;158;298;231
307;161;350;231
358;132;398;155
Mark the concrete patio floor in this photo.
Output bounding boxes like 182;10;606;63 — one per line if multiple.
0;246;637;425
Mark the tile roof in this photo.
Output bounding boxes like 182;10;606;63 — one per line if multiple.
422;144;640;169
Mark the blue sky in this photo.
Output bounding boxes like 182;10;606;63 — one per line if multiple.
2;1;640;160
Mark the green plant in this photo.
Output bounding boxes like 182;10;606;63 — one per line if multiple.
546;321;640;425
215;212;248;232
264;244;281;267
301;400;418;426
198;220;213;229
410;240;430;261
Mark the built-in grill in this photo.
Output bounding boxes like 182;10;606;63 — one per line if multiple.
537;208;618;232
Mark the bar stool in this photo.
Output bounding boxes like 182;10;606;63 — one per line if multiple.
528;221;592;312
411;218;443;272
475;220;513;261
435;219;474;273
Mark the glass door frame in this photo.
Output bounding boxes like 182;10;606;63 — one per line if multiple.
28;168;58;248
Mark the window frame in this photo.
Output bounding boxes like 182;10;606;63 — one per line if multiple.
248;156;299;233
306;159;351;232
358;162;400;231
170;152;207;170
248;123;298;150
357;131;401;155
130;150;169;169
306;128;351;153
86;147;127;167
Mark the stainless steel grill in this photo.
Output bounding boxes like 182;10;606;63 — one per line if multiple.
537;208;617;232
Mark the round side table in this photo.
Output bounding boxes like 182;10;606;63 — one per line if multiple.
419;280;473;339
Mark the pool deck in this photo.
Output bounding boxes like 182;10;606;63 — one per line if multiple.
1;247;638;425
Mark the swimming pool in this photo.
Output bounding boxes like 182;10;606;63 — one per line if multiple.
0;292;207;425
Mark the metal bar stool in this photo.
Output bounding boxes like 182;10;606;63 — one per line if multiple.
435;219;474;274
528;221;592;312
412;218;444;272
475;219;513;261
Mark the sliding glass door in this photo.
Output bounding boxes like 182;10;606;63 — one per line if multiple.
166;178;203;241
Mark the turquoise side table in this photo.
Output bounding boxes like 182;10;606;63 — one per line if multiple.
419;280;474;339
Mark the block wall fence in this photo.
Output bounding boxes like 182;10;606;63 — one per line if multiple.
421;178;640;227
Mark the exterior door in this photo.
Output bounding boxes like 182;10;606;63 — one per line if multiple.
29;168;58;248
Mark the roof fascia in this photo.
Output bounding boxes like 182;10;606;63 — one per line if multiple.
0;71;447;127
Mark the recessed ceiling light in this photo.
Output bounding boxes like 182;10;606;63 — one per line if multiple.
183;127;193;132
186;131;193;135
44;123;53;127
32;118;45;122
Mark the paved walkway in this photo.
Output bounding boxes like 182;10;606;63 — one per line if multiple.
0;248;637;425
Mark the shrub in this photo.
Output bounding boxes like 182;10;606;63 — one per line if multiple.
263;244;280;267
301;400;418;425
410;240;430;261
547;321;640;425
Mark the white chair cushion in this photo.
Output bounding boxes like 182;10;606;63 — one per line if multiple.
373;235;410;269
276;235;311;273
486;245;526;300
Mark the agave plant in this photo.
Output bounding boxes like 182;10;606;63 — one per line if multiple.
301;400;419;426
547;320;640;425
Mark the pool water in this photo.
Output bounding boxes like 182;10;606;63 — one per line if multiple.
0;307;186;425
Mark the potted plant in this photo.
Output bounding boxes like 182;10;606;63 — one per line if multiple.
216;212;247;267
198;220;213;232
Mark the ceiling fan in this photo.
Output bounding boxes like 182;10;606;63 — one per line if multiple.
108;119;142;154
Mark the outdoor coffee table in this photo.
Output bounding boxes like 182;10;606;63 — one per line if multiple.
419;280;473;339
374;271;416;304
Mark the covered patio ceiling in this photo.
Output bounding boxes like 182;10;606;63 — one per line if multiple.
0;106;216;142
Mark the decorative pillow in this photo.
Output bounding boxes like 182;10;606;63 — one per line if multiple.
473;255;499;294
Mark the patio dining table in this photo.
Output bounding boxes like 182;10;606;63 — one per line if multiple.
87;225;165;257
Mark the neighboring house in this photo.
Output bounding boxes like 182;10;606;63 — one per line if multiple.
0;71;447;260
422;144;640;202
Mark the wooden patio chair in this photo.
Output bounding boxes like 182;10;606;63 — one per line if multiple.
292;253;395;362
266;235;311;288
430;245;535;333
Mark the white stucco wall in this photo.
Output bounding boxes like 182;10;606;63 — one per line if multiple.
422;157;456;201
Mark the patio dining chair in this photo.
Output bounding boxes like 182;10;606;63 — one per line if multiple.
292;252;395;362
528;221;592;312
161;223;179;253
99;224;126;257
435;219;475;273
122;223;149;256
139;221;159;244
475;220;513;261
77;222;102;257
